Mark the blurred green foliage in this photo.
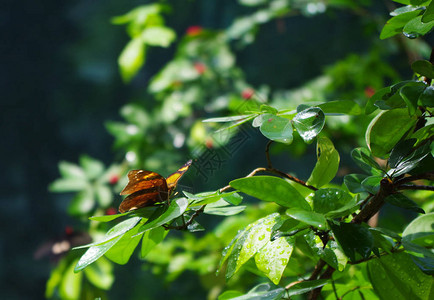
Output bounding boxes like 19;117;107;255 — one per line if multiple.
7;0;433;299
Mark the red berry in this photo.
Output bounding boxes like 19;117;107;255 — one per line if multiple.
205;138;213;149
109;175;119;185
106;207;117;215
364;86;376;98
241;88;255;100
194;62;206;74
65;226;74;235
186;26;203;36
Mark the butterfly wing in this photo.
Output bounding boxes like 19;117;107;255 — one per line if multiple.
120;170;166;195
166;159;192;193
119;170;169;213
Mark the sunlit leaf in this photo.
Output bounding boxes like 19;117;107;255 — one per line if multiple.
259;114;293;144
83;257;114;290
292;107;325;143
118;37;146;82
307;136;340;188
380;10;421;39
230;176;310;210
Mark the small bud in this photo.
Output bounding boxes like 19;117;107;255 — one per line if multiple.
186;26;203;36
241;88;255;100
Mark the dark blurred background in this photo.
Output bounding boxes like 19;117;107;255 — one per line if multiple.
0;0;416;298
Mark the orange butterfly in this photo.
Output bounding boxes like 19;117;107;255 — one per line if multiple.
118;160;192;213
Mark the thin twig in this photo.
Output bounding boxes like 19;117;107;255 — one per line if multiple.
265;140;273;168
164;205;206;230
397;184;434;191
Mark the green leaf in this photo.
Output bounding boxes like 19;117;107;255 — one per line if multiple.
83;257;114;290
141;226;168;258
403;213;434;248
361;176;383;194
390;141;431;177
412;60;434;79
389;139;417;168
344;174;369;193
259;114;293;144
202;114;255;123
411;124;434;146
136;198;189;234
80;155;105;180
380;10;421;39
367;252;434;299
204;205;246;216
317;100;362;115
230;176;310;210
254;236;295;284
329;221;373;262
104;222;143;264
366;108;418;157
141;26;176;47
286;279;328;297
351;147;383;175
385;193;425;213
286;209;327;229
118;37;146;83
75;236;122;272
307;136;340;188
401;241;434;275
68;188;95;215
400;82;426;115
59;161;85;179
422;1;434;23
89;206;157;222
292;107;325;143
218;290;243;300
224;214;280;279
403;15;434;38
49;178;88;193
312;188;353;215
224;283;285;300
74;217;141;249
61;259;83;299
95;185;112;207
419;86;434;107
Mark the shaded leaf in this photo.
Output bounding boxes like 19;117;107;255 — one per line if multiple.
286;209;327;229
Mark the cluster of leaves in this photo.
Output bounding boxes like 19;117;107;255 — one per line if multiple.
47;0;434;299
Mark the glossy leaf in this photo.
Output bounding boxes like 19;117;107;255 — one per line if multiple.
292;107;325;143
259;114;293;144
380;10;421;39
136;197;189;234
344;174;369;193
329;221;373;262
202;114;255;123
286;279;328;297
74;235;123;272
224;213;280;279
204;205;246;216
230;176;310;210
104;223;143;265
254;235;295;284
390;141;431;177
403;16;434;39
317;100;362;115
221;283;285;300
312;188;353;215
401;241;434;275
286;209;327;229
367;252;434;299
74;217;141;249
366;108;418;157
307;136;340;188
361;176;383;194
389;138;417;168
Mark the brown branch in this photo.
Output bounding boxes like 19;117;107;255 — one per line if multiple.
352;178;395;224
398;184;434;191
308;266;335;300
265;140;273;168
266;168;318;191
164;205;206;230
394;172;434;185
